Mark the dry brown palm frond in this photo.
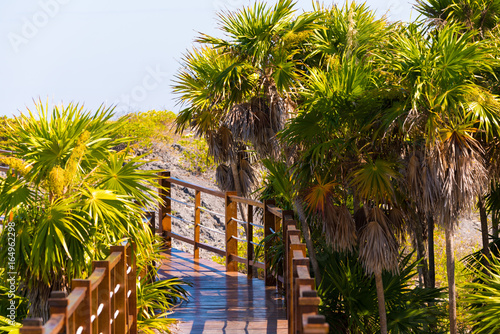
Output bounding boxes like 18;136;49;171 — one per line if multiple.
432;132;487;226
238;158;257;196
206;126;234;163
323;205;357;253
359;210;399;275
216;164;234;191
388;207;407;243
224;97;280;159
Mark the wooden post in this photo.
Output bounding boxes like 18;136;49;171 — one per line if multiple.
159;171;171;247
93;261;111;334
20;318;44;334
48;291;69;333
127;243;138;334
110;246;127;334
194;190;201;259
225;191;238;272
246;205;254;279
72;279;92;334
264;199;277;286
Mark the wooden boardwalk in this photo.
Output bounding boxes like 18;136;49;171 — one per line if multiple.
159;249;288;334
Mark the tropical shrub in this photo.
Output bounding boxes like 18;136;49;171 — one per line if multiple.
463;253;500;333
0;103;188;332
117;109;176;148
317;247;447;333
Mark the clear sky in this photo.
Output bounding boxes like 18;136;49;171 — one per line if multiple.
0;0;416;118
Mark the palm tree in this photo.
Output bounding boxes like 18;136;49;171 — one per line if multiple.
173;0;326;277
415;0;500;37
378;22;500;333
0;103;161;319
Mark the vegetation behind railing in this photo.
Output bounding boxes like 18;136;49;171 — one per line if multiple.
20;243;137;334
158;171;329;334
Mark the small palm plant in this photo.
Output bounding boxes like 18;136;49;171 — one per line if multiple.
0;102;179;329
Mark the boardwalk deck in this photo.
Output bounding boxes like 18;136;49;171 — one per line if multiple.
159;249;288;334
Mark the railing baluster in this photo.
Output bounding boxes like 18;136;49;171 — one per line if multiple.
159;171;171;247
93;261;111;334
72;279;92;334
48;291;69;333
225;191;238;272
246;205;254;278
110;246;127;333
264;199;277;286
127;243;138;334
194;190;201;259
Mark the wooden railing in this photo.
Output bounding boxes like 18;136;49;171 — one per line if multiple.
158;171;329;334
20;243;137;334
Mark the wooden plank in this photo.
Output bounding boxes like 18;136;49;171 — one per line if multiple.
196;241;225;257
42;314;65;334
248;260;265;270
168;177;225;198
110;245;127;334
227;195;265;208
106;252;122;270
0;166;9;173
87;267;106;290
267;204;282;218
66;287;87;317
93;261;111;334
228;254;246;264
225;191;238;272
166;231;195;246
159;249;287;333
126;244;137;334
72;280;92;334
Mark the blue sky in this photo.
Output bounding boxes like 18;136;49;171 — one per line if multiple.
0;0;416;117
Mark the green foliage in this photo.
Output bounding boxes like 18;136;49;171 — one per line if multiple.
137;272;191;334
462;253;500;333
254;229;284;278
317;248;447;333
0;103;187;333
0;316;20;334
117;110;176;148
0;117;14;150
178;137;216;174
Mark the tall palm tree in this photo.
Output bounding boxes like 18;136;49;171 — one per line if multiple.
173;0;325;277
378;22;500;333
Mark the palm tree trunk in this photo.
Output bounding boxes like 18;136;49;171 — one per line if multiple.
478;197;490;258
375;270;388;334
230;162;248;224
427;214;435;289
293;198;322;286
414;217;430;288
445;222;457;334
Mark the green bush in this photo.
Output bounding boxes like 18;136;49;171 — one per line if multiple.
317;247;447;333
178;137;216;174
117;110;176;148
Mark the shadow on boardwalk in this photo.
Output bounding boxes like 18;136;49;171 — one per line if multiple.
159;249;288;334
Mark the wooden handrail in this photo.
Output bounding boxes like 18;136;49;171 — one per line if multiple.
159;172;329;334
20;242;137;334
